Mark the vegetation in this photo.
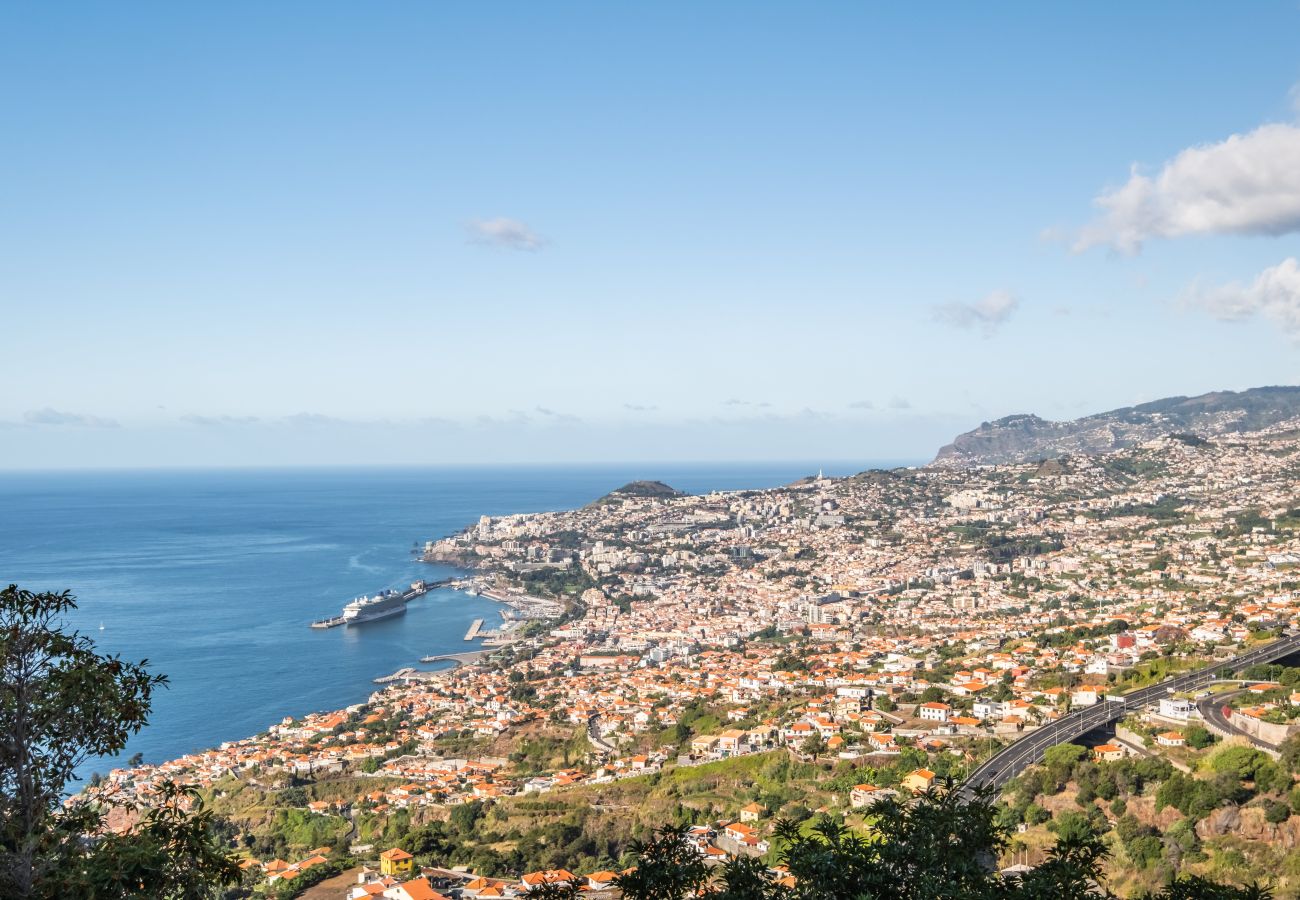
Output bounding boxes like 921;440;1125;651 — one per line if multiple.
998;734;1300;896
533;785;1269;898
0;584;238;899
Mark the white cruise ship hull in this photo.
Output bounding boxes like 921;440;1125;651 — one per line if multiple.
345;604;407;626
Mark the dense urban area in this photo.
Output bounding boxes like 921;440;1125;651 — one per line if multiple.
81;418;1300;898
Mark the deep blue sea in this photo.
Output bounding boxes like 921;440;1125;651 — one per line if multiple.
0;462;903;784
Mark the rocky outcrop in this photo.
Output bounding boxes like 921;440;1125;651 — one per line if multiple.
1196;805;1300;848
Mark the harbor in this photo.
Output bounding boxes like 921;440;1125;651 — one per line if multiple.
331;570;565;686
309;578;450;629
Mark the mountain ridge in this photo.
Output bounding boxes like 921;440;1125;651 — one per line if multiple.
931;385;1300;467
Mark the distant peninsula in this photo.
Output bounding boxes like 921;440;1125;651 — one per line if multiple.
932;385;1300;467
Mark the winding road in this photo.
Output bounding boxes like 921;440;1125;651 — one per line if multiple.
959;632;1300;800
1196;689;1281;752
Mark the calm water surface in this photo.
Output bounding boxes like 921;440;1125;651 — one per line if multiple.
0;462;903;781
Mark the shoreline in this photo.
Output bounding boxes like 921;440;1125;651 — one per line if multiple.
54;462;842;789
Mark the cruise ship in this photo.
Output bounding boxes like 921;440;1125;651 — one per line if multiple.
309;580;430;629
341;590;407;625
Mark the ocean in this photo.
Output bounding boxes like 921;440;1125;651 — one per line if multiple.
0;462;904;783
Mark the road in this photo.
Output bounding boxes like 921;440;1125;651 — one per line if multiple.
959;632;1300;800
1196;689;1280;752
587;714;616;753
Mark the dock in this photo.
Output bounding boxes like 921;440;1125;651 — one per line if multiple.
308;577;449;629
372;667;436;684
464;618;484;641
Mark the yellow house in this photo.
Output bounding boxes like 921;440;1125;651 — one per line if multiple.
379;847;414;877
902;768;936;794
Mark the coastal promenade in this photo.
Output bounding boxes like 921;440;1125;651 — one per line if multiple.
960;631;1300;800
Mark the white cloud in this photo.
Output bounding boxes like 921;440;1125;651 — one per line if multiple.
889;396;912;410
1183;257;1300;336
23;408;119;428
849;399;875;410
466;217;547;251
932;290;1020;335
1075;122;1300;253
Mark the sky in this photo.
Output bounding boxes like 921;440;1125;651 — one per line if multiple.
3;2;1300;468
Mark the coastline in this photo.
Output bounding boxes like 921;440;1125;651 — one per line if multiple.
17;463;869;788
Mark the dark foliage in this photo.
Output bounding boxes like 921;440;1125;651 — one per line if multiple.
0;585;239;899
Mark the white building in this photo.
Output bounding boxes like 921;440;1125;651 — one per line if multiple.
918;702;951;723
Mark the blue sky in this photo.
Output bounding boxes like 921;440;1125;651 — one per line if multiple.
4;3;1300;468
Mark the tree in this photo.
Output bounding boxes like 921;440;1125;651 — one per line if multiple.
1278;733;1300;774
1185;726;1214;751
1043;743;1089;774
800;734;827;761
449;800;485;834
526;881;582;900
0;585;238;899
1207;745;1270;782
613;824;710;900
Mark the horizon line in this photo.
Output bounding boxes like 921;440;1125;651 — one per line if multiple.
0;457;927;476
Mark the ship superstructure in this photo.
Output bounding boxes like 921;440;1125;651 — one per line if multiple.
341;590;406;625
310;580;428;628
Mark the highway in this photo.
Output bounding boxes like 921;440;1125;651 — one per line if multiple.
958;632;1300;800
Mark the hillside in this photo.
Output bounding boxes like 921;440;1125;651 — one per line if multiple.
590;480;684;506
932;386;1300;467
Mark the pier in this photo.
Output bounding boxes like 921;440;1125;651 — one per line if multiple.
373;667;418;684
464;618;484;640
419;649;493;668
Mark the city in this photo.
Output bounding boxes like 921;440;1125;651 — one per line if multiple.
78;419;1300;896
